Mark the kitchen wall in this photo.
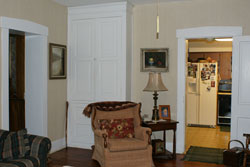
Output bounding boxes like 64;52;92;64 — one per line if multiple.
0;0;67;142
132;0;250;123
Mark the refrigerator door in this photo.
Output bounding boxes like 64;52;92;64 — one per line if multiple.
186;63;200;125
199;63;218;126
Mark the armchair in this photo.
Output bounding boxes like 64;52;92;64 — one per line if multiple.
0;129;51;167
83;101;154;167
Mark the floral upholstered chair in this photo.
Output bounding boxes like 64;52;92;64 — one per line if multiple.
83;101;154;167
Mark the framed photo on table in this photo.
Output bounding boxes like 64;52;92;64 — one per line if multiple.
159;105;171;120
140;48;169;72
49;43;67;79
152;139;165;155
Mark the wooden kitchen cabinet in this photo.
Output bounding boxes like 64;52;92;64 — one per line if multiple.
189;52;232;80
219;52;232;80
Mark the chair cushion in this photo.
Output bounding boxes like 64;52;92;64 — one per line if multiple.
1;129;30;160
108;138;148;152
99;118;135;139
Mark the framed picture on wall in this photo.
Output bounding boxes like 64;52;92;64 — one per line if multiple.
141;48;169;72
49;43;67;79
159;105;171;120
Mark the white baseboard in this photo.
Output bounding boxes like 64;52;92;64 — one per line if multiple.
50;137;66;153
166;142;173;153
166;142;182;154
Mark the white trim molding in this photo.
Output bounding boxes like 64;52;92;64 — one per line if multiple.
176;26;242;39
176;26;242;154
0;17;48;36
50;138;66;153
0;17;48;137
1;28;9;130
68;2;133;15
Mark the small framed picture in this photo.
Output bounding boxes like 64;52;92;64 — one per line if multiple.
141;48;169;72
152;139;165;155
49;43;67;79
159;105;171;120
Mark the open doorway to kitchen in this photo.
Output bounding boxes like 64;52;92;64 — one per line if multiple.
185;38;232;152
176;26;242;154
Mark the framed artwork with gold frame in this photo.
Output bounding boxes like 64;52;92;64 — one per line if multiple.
140;48;169;72
159;105;171;120
49;43;67;79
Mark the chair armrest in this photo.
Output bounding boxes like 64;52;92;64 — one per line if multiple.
94;129;108;137
27;135;51;167
243;133;250;137
94;129;108;148
134;126;152;144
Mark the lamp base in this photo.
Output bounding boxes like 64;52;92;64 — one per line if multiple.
151;91;159;121
152;108;159;121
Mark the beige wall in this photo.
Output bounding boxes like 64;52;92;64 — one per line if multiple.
132;0;250;121
0;0;67;141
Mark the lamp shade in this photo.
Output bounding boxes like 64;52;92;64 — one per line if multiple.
143;72;168;92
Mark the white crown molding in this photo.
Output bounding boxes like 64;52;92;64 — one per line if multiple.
54;0;190;7
68;2;129;15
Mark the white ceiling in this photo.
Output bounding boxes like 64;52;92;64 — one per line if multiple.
53;0;190;7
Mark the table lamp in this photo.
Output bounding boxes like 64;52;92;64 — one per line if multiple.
143;72;168;121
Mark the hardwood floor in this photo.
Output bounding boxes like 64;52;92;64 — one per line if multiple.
48;147;225;167
185;126;230;152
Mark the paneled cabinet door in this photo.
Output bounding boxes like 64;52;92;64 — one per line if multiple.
68;103;94;148
70;19;95;101
95;17;124;101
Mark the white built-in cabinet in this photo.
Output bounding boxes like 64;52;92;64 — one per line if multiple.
67;2;132;148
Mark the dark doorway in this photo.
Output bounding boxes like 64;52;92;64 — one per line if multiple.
9;34;25;131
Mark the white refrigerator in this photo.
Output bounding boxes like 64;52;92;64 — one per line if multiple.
186;62;218;126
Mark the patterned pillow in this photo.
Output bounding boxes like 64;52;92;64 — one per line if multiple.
99;118;135;139
1;129;30;160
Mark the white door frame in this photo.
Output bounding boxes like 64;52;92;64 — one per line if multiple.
0;17;48;136
176;26;242;153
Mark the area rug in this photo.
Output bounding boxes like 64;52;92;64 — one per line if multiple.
182;146;224;164
220;126;230;132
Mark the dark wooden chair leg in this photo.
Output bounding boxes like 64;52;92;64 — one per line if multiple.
243;133;250;167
